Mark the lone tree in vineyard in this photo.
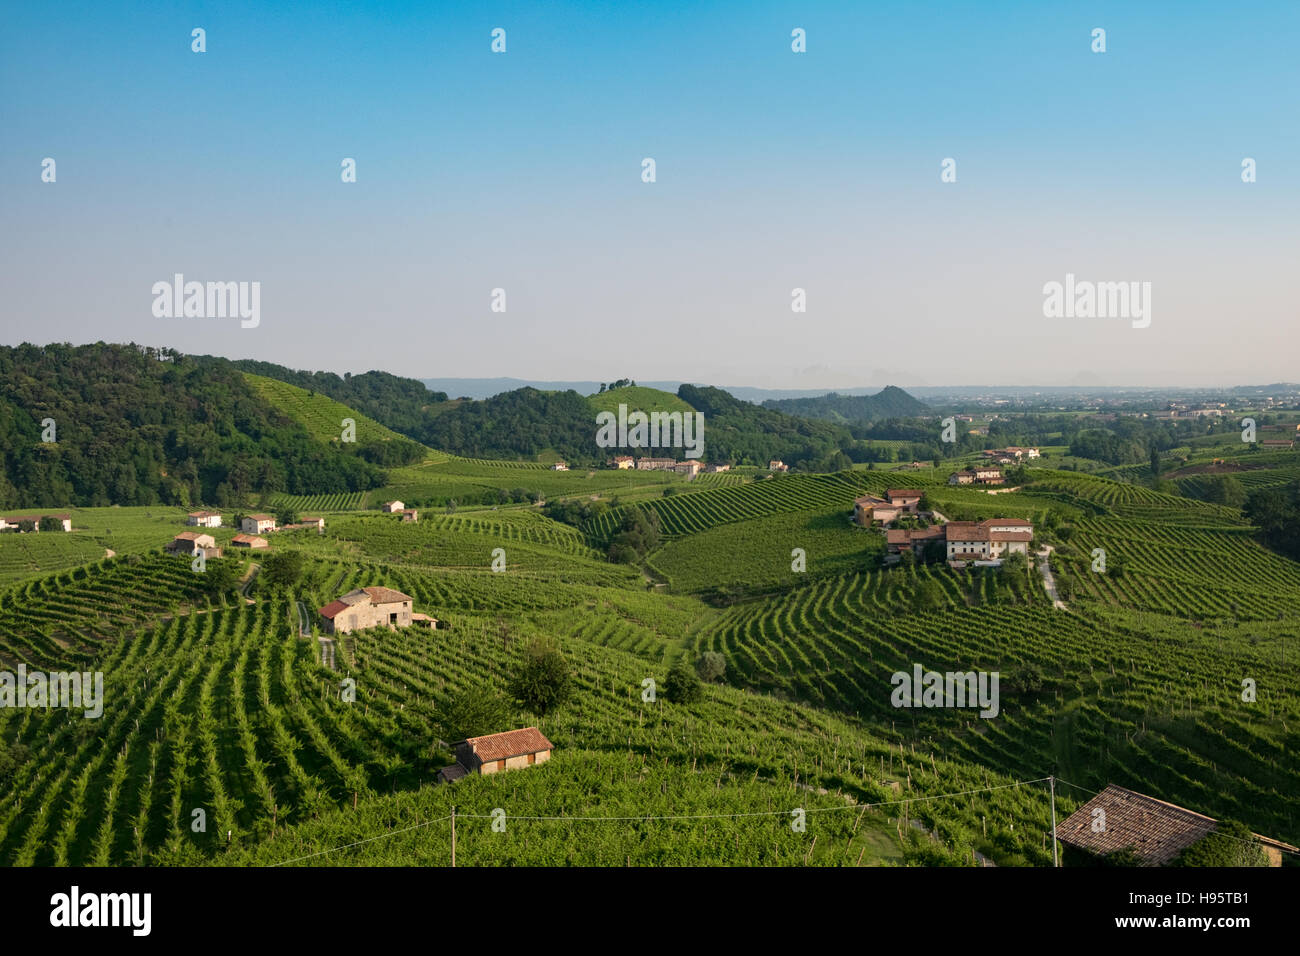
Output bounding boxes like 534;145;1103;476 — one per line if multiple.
509;637;571;716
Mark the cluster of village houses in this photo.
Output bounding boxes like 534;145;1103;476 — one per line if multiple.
853;488;1033;567
165;510;327;559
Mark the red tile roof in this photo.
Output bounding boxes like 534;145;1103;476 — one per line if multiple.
319;600;349;620
465;727;554;761
1057;784;1298;865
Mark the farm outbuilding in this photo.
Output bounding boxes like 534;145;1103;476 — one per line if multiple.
1057;784;1297;867
438;727;553;782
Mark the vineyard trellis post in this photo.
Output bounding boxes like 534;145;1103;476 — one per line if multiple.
1048;775;1059;868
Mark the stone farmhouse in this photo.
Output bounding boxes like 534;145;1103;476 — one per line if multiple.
853;489;924;527
231;534;269;549
886;518;1033;566
241;514;277;534
949;465;1005;486
551;461;569;471
610;455;635;469
318;586;415;635
401;508;419;522
166;531;222;559
438;727;553;783
186;511;223;528
769;460;789;472
381;500;405;513
704;463;730;473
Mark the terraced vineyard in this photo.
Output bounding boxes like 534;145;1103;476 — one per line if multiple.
1056;517;1300;621
583;472;887;543
270;491;369;513
691;581;1299;843
0;554;233;668
0;563;1065;867
2;439;1298;868
648;507;883;594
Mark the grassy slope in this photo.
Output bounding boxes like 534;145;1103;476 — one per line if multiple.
587;385;695;416
244;372;426;449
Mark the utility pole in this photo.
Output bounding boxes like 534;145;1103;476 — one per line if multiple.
1048;776;1059;868
451;806;456;868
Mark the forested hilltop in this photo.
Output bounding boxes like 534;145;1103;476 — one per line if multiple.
229;358;448;437
762;385;932;423
0;343;390;509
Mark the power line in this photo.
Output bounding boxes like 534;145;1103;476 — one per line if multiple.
270;814;452;867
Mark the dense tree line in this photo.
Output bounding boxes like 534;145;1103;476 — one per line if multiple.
416;388;597;460
0;343;388;509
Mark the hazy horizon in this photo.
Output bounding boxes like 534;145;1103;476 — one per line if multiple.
4;2;1297;388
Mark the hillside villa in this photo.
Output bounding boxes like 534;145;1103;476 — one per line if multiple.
186;511;223;528
241;514;277;534
1;514;72;533
1057;784;1298;867
610;455;635;469
949;465;1005;486
551;461;568;471
165;531;221;559
318;586;416;635
769;460;789;472
438;727;553;783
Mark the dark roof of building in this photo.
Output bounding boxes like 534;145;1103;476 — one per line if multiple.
439;763;469;782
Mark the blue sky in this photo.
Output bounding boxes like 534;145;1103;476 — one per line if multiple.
3;1;1297;387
